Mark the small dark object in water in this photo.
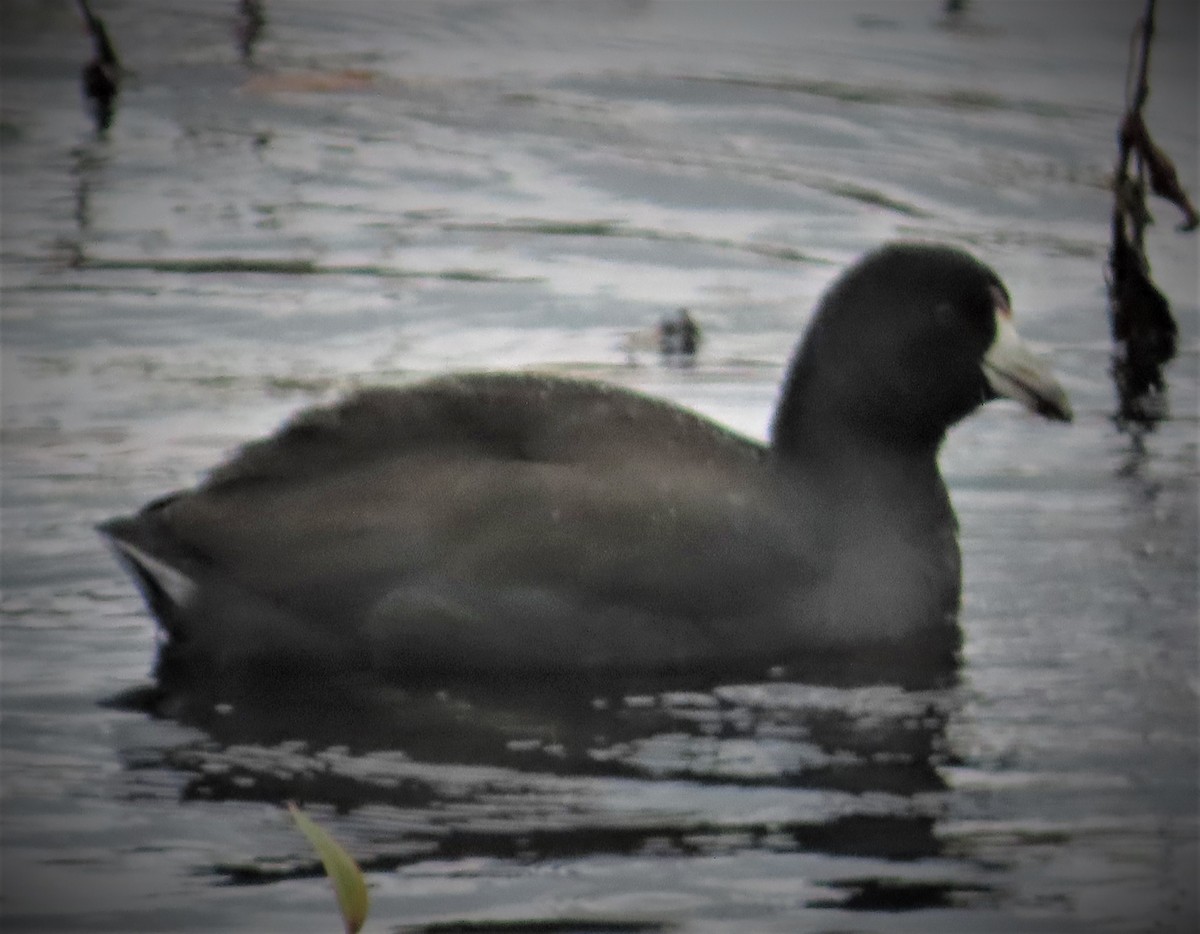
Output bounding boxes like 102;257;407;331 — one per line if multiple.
77;0;120;134
236;0;267;66
99;243;1071;691
658;307;702;363
939;0;976;32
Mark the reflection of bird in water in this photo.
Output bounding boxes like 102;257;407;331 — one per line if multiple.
235;0;267;66
76;0;120;134
658;307;702;364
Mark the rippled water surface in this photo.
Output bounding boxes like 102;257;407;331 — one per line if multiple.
2;1;1197;932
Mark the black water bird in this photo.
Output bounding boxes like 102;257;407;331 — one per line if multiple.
100;243;1072;690
77;0;120;134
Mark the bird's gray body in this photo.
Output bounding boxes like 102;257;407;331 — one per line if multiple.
100;243;1070;688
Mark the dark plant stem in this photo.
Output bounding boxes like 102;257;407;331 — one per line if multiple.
1106;0;1193;433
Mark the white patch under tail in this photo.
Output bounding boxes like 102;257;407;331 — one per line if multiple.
108;537;198;610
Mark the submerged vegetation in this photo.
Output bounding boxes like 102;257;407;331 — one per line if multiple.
288;802;370;934
1107;0;1196;431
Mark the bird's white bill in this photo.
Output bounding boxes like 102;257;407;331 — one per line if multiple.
982;312;1073;422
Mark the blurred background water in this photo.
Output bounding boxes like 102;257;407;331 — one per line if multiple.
1;1;1197;931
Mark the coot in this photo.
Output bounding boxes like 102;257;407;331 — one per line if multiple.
100;242;1071;686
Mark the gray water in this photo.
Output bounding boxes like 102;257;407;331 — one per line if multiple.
1;1;1197;931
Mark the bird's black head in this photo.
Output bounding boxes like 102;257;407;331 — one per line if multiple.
772;242;1071;455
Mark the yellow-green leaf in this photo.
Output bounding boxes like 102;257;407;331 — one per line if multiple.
287;801;370;934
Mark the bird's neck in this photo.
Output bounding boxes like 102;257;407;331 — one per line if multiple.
783;430;949;527
772;425;961;646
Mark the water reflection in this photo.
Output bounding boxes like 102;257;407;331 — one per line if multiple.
111;669;964;904
66;142;108;266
